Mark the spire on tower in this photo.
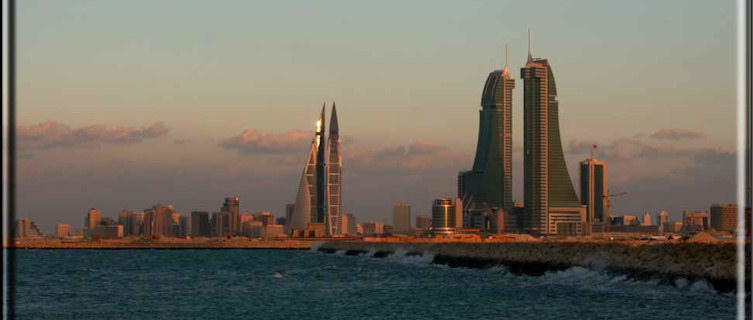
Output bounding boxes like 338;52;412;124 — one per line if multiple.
502;41;510;78
526;27;533;65
330;101;339;135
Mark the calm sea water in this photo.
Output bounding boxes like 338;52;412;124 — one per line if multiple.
10;248;736;320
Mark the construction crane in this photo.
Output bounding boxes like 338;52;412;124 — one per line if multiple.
603;191;628;214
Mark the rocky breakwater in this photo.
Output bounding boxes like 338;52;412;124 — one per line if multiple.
318;240;744;293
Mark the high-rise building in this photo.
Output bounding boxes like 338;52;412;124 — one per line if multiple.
656;211;669;226
682;211;710;232
144;205;176;237
340;213;357;235
315;105;327;227
392;202;411;234
642;213;652;226
710;203;737;232
459;44;515;228
56;224;71;238
415;215;432;230
130;212;145;236
521;30;585;236
288;103;342;236
212;211;230;237
431;198;463;235
16;219;42;238
579;157;608;232
362;221;384;236
327;104;342;235
85;208;101;230
222;196;240;236
191;211;211;237
118;211;133;236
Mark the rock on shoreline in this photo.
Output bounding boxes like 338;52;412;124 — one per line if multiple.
318;241;745;293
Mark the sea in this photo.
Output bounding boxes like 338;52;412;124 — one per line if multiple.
8;247;737;320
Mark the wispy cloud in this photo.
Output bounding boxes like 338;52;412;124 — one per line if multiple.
18;121;169;150
220;129;311;155
650;128;707;140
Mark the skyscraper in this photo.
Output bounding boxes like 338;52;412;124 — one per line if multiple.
579;157;608;232
222;196;240;236
86;208;101;230
118;211;133;236
459;44;515;228
392;202;411;234
287;103;342;236
327;104;342;235
710;203;737;232
191;211;211;237
56;224;70;238
521;30;585;236
315;105;327;226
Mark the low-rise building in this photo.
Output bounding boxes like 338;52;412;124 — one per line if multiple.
362;221;384;236
56;224;71;238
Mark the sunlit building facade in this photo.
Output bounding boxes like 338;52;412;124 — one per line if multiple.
459;45;514;229
521;33;585;236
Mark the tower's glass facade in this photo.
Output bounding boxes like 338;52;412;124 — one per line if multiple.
521;57;582;236
459;64;514;228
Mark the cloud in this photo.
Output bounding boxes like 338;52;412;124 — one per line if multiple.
568;133;718;162
18;121;169;150
220;129;311;155
373;140;448;159
650;128;707;140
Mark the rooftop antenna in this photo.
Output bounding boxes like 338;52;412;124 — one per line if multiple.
526;27;533;64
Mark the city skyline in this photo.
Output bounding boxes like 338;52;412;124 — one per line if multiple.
10;1;738;233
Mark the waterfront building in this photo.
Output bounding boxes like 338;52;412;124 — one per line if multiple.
392;202;411;234
327;104;342;235
91;225;123;239
579;158;608;233
56;224;71;238
252;212;276;226
276;217;287;226
431;198;463;235
521;31;585;236
243;221;264;238
144;205;176;237
118;211;133;236
288;103;343;236
362;221;384;236
263;225;284;238
642;213;652;226
459;44;515;230
130;212;145;236
710;203;737;232
191;211;211;237
415;215;432;230
212;211;230;237
288;108;325;234
85;208;101;230
15;219;41;238
179;216;189;237
340;213;357;235
222;196;240;236
682;211;710;232
305;222;327;238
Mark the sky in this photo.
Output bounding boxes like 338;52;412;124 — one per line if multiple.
8;0;741;233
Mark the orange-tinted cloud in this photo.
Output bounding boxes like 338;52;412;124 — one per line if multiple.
18;121;169;150
220;129;311;155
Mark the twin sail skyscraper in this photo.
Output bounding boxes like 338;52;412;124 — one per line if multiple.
460;30;586;236
286;103;342;236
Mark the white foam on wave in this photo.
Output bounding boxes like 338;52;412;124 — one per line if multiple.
309;241;324;252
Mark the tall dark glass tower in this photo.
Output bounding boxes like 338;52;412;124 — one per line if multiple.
315;105;327;225
459;45;514;228
521;30;584;236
